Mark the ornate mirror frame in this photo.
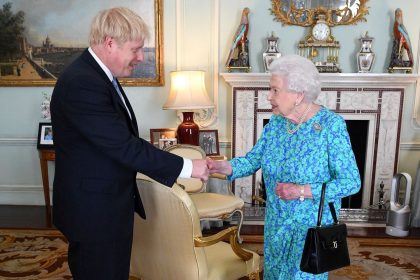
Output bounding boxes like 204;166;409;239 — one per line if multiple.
271;0;369;26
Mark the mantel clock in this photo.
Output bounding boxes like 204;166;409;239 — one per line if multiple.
298;14;341;73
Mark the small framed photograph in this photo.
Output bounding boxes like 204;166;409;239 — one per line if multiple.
37;122;54;149
158;138;177;150
150;128;177;148
199;129;219;156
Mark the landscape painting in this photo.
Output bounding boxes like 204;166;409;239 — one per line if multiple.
0;0;163;86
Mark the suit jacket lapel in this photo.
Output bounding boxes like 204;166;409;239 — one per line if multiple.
80;50;139;137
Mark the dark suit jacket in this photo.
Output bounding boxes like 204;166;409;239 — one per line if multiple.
51;49;183;243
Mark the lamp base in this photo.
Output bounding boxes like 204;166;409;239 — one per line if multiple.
177;111;199;146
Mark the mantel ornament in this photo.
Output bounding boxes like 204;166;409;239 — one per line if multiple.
262;32;282;72
388;8;413;73
357;32;375;73
226;8;251;72
41;92;51;120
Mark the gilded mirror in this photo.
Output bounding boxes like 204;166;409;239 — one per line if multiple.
271;0;369;26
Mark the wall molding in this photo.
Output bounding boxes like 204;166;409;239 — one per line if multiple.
0;138;418;151
174;0;218;128
219;141;418;151
0;185;48;206
0;138;36;146
2;138;413;151
400;142;420;151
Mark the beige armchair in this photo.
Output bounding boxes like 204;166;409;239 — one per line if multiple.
130;177;260;280
163;144;245;242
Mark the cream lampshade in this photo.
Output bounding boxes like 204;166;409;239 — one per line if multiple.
163;71;214;145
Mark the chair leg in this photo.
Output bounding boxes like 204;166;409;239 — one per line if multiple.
234;209;244;244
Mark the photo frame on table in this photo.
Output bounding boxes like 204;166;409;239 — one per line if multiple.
149;128;177;149
199;129;219;156
37;122;54;149
158;138;177;150
0;0;163;87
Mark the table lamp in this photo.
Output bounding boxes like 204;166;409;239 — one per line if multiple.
163;71;214;145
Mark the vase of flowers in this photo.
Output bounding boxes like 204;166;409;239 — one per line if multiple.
41;92;51;120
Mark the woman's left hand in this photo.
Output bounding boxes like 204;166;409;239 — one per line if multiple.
275;182;300;200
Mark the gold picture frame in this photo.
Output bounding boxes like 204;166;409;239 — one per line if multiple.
149;128;177;148
270;0;369;27
0;0;163;87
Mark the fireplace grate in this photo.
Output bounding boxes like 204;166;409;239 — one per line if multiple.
240;206;387;223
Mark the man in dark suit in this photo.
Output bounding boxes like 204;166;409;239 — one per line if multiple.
50;7;208;280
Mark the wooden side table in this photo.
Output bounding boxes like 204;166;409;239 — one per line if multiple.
38;149;55;225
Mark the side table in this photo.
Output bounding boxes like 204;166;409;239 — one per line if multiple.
38;149;55;225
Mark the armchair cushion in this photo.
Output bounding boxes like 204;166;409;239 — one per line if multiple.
190;192;244;218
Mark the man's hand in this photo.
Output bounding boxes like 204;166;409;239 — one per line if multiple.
206;158;233;176
191;159;209;182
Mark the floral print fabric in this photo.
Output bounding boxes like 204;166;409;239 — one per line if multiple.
230;107;361;279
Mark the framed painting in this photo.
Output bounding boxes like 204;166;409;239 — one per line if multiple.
199;129;220;156
149;128;177;148
37;122;54;149
0;0;163;87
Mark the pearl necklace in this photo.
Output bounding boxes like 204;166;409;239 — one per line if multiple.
286;103;312;134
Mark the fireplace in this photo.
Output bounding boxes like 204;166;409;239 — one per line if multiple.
221;73;418;216
343;120;368;208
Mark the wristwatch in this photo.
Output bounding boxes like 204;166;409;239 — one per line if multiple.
299;186;305;201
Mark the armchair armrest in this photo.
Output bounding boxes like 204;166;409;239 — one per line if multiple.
209;173;227;180
194;226;253;261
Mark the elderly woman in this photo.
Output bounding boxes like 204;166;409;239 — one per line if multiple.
208;54;360;279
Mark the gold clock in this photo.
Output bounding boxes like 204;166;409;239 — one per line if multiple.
298;14;341;73
311;15;331;41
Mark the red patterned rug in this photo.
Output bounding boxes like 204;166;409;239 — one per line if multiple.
1;229;419;280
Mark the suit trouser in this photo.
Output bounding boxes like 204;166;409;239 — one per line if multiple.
67;235;133;280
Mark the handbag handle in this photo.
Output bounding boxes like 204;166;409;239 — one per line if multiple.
316;183;339;227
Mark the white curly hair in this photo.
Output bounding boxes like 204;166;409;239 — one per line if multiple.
268;54;321;102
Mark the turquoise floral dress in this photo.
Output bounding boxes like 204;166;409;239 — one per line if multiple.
229;107;361;280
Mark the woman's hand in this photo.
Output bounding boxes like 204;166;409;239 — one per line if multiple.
206;158;233;176
276;182;312;200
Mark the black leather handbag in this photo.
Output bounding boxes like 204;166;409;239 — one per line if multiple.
300;183;350;274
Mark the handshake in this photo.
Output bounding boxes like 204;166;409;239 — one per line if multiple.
191;158;232;182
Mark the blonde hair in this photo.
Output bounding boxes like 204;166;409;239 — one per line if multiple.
89;7;150;46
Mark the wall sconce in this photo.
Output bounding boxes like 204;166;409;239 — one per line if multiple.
163;71;214;145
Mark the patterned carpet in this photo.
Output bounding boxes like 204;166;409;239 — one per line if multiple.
0;229;419;279
329;237;420;280
0;229;70;279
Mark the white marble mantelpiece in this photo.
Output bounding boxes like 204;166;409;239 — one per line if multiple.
221;72;419;208
221;72;419;87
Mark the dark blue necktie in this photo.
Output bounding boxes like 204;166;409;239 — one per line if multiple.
112;78;131;119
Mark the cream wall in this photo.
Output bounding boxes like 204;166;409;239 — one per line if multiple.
0;0;419;205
